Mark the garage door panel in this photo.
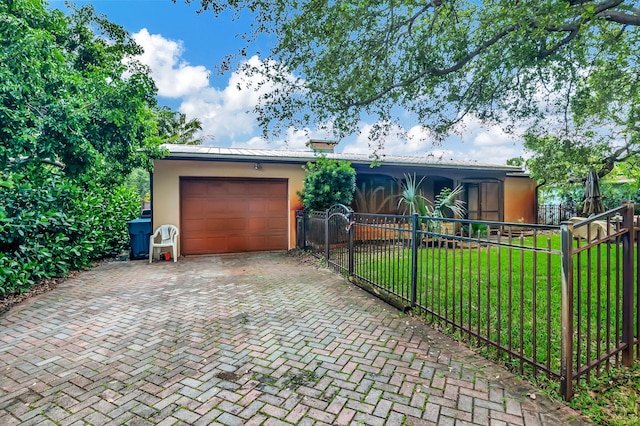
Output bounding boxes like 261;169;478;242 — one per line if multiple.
181;181;209;196
221;219;246;232
181;201;206;217
245;184;263;196
227;236;249;252
249;236;268;251
248;199;268;213
247;217;269;232
204;218;245;232
182;236;227;254
181;218;208;233
268;218;288;231
267;181;287;195
268;200;288;213
211;180;229;190
181;178;288;255
205;198;231;211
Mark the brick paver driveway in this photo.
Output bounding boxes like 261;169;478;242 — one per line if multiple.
1;253;585;425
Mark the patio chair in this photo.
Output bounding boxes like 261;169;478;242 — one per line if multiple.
149;224;179;263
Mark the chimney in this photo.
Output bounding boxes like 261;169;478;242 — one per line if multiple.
307;139;338;153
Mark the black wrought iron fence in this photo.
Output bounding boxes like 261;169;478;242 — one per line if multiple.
538;204;578;225
351;215;565;382
298;209;327;257
296;202;640;401
560;205;638;398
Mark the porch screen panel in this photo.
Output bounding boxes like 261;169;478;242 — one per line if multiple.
465;181;502;221
482;182;501;221
467;184;480;220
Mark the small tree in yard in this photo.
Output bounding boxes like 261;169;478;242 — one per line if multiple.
299;156;356;211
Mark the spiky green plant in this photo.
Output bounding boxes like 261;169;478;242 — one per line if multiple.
397;173;466;218
432;185;466;219
397;173;428;216
398;174;466;238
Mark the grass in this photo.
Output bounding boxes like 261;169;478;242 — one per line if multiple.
348;232;632;390
570;364;640;425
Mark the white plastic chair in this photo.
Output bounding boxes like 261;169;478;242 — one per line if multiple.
149;224;179;263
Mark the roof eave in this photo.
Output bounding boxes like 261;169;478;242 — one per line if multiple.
160;145;523;173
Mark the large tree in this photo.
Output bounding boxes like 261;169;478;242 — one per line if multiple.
190;0;639;177
0;0;164;293
0;0;162;181
523;46;640;185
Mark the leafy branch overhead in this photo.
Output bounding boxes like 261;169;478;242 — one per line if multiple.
194;0;640;128
192;0;640;183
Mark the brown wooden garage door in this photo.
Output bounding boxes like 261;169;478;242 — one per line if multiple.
180;178;288;254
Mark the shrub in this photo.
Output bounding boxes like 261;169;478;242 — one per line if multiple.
0;167;139;296
298;156;356;211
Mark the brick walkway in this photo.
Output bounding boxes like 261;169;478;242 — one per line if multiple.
0;252;586;425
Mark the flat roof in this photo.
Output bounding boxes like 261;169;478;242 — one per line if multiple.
161;144;523;172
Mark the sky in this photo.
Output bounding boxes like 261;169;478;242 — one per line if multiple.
47;0;524;164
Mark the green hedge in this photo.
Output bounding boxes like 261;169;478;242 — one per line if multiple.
0;168;139;296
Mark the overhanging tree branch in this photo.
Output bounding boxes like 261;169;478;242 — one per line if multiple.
347;25;515;108
598;10;640;25
343;0;637;109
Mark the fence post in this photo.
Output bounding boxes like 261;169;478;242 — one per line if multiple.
302;211;307;250
560;221;574;400
622;202;635;366
325;211;330;262
348;211;354;276
411;213;418;308
296;210;305;250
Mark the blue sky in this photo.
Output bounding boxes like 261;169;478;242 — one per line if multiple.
48;0;523;164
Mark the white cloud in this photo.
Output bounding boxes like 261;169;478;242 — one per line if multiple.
132;29;526;164
132;29;280;144
472;127;517;147
336;115;528;167
467;145;521;165
459;118;523;164
178;55;306;145
132;29;210;98
342;123;434;156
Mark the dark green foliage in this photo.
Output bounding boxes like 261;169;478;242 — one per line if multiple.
298;156;356;211
541;180;640;213
0;1;163;181
0;168;139;296
506;157;525;167
0;1;160;297
600;181;640;211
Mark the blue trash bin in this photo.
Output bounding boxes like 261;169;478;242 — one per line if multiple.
127;218;152;260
